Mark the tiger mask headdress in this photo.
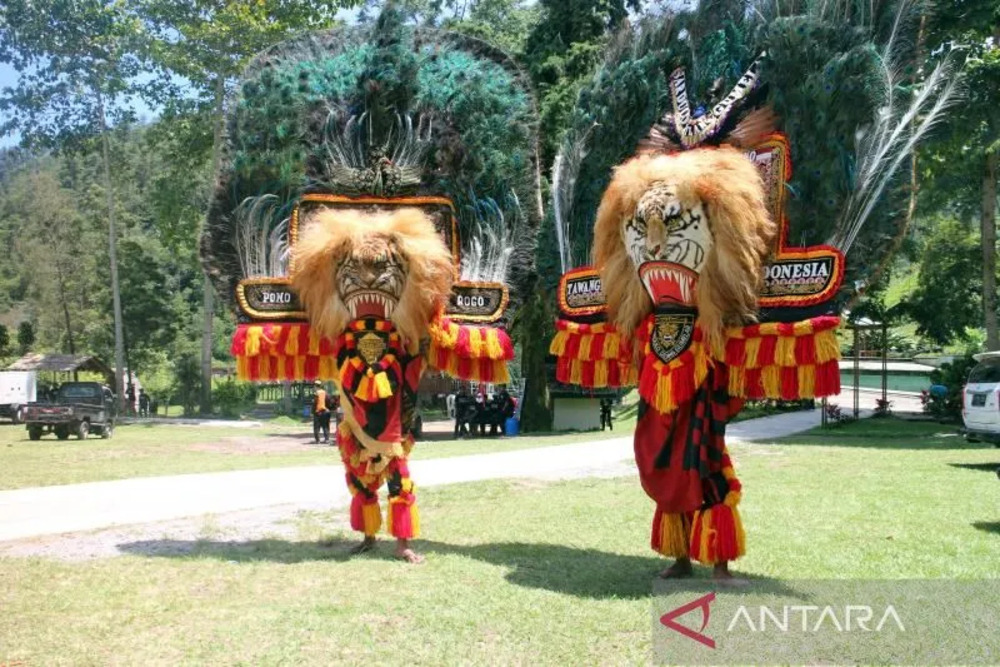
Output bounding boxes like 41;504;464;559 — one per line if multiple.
291;208;455;353
593;147;777;347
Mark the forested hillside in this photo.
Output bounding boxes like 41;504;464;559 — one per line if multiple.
0;125;230;401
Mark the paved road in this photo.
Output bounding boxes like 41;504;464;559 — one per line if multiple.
0;399;913;543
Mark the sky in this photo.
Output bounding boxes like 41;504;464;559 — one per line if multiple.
0;5;363;151
1;63;25;148
0;61;186;150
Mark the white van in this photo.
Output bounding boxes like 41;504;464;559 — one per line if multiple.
962;352;1000;444
0;371;37;424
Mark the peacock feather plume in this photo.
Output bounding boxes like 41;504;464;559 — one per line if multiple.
551;0;957;306
202;7;542;315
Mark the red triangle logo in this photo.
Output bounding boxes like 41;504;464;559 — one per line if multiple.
659;592;716;649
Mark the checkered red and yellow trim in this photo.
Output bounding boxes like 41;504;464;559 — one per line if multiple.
231;322;339;381
548;320;638;388
426;315;514;383
550;314;841;409
717;315;841;401
231;317;514;383
634;314;841;413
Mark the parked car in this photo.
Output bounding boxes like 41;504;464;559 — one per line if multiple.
23;382;117;440
962;352;1000;445
0;370;36;424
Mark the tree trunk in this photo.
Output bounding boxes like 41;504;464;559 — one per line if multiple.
55;262;75;354
201;75;226;414
984;147;999;350
97;91;127;408
200;273;214;414
518;289;553;432
123;318;132;412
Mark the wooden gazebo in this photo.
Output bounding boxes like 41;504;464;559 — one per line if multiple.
6;353;114;385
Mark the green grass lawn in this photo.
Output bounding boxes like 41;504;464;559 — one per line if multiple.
0;420;626;490
0;417;996;665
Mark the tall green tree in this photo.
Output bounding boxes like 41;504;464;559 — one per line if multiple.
0;324;9;359
901;217;984;345
442;0;540;53
512;0;641;430
117;238;174;374
17;321;35;354
920;1;1000;348
523;0;641;165
5;168;100;355
0;0;169;405
140;0;359;413
0;123;214;390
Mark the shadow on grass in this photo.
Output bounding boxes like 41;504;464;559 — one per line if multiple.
948;462;1000;473
117;536;796;599
972;522;1000;535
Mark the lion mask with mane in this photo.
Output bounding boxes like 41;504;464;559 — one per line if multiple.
593;147;777;347
291;208;455;354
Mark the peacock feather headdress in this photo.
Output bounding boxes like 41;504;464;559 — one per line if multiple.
202;7;542;328
551;0;958;318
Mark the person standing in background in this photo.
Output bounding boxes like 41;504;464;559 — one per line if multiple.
473;392;487;436
497;388;515;436
600;398;613;431
313;380;332;444
453;387;471;439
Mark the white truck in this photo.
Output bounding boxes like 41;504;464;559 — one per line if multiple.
0;371;37;424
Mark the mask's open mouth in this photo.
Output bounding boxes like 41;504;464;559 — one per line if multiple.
345;290;397;320
639;261;698;307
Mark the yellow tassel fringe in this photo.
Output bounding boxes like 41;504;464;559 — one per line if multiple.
656;512;690;559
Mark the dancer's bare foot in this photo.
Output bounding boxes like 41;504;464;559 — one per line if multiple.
394;538;425;564
712;561;748;586
713;561;732;579
659;557;694;579
350;536;376;555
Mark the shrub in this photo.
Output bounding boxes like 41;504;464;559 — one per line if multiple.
874;398;893;417
172;354;202;417
924;354;977;422
213;379;258;418
823;402;855;427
